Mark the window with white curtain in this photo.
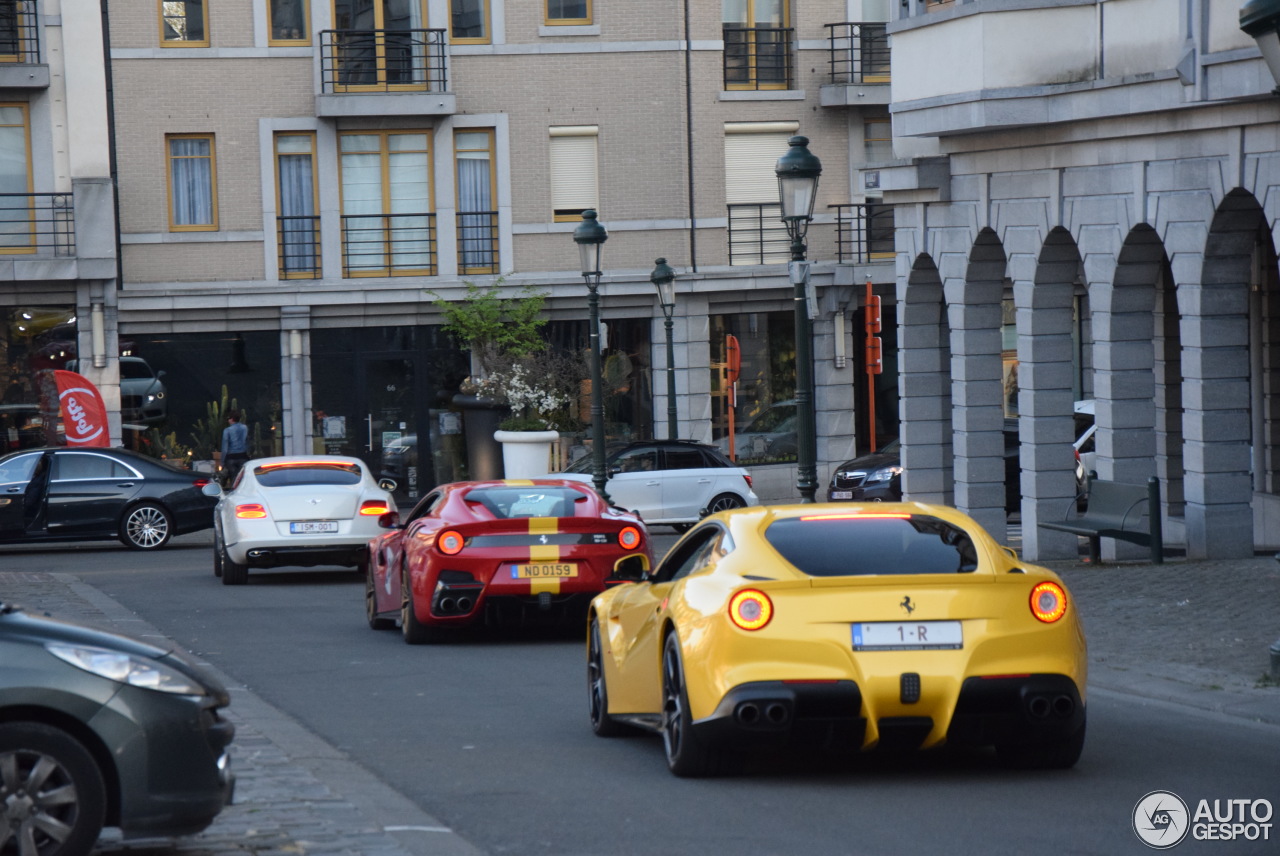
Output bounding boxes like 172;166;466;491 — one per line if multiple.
167;134;217;231
0;103;31;251
455;129;496;273
339;130;434;276
549;126;597;222
275;132;319;278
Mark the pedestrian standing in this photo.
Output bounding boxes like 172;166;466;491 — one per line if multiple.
221;410;249;484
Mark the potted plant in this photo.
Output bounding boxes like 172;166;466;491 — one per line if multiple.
430;280;561;478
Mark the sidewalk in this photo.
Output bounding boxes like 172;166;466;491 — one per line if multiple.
2;546;1278;855
0;568;482;856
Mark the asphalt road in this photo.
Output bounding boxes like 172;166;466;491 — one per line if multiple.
10;533;1280;856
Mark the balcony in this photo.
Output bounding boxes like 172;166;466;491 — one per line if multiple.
832;203;895;263
820;22;890;108
316;29;455;118
277;215;320;279
341;212;437;277
457;210;498;275
723;27;794;91
0;193;74;256
727;203;789;265
0;2;48;89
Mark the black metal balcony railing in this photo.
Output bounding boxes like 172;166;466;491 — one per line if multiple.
341;212;436;277
832;202;895;263
0;2;39;64
727;203;790;265
457;210;498;274
825;22;889;85
723;27;794;90
277;215;320;279
0;193;74;256
320;29;447;93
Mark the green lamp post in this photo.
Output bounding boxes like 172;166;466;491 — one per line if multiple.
649;257;679;440
573;209;610;502
775;135;822;502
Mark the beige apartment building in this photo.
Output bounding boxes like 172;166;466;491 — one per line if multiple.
26;0;897;504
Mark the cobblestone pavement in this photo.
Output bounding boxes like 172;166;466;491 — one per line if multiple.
2;543;1278;855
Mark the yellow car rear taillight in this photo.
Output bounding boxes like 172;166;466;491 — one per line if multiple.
1030;581;1068;623
728;589;773;631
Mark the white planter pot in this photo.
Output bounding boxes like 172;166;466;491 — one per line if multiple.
494;430;559;479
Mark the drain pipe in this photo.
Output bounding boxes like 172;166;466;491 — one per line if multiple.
683;0;697;271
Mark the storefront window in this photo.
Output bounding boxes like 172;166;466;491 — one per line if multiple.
120;331;283;467
2;305;76;453
711;311;795;465
545;318;653;454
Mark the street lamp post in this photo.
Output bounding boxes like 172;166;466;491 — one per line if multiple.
775;135;822;503
649;258;679;440
573;209;611;502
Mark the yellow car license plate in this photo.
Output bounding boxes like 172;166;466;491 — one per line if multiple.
853;620;962;650
510;562;578;579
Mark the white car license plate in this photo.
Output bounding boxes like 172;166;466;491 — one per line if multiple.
831;490;853;500
290;521;338;534
852;620;962;650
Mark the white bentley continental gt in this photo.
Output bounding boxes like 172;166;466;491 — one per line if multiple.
203;456;397;585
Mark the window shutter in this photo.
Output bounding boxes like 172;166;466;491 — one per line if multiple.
724;122;797;204
550;127;598;216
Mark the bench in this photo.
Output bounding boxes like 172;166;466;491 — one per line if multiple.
1038;476;1164;564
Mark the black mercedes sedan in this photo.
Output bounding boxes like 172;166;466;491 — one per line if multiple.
0;447;217;550
0;600;235;852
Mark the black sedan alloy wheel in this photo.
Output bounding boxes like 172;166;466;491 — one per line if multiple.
0;722;106;856
120;502;173;551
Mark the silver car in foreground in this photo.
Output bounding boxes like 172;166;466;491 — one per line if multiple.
204;455;398;585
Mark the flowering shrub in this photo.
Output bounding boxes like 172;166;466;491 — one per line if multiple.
472;360;575;431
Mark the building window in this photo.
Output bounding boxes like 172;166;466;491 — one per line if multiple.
166;134;217;231
0;103;35;253
0;2;35;63
451;0;489;43
724;122;795;265
275;133;319;279
549;126;597;222
269;0;309;43
339;131;435;277
546;0;590;25
864;113;892;163
723;0;791;90
160;0;208;47
456;130;497;274
711;311;796;464
332;0;429;88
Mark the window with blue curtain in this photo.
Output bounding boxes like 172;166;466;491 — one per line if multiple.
455;130;495;273
276;133;318;276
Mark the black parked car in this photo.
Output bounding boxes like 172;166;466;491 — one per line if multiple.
0;447;217;550
0;600;235;853
828;423;1023;512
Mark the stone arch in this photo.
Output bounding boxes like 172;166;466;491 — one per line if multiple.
949;228;1011;540
897;252;951;505
1018;227;1084;560
1181;188;1280;556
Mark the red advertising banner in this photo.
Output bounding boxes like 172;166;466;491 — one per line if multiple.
53;369;110;447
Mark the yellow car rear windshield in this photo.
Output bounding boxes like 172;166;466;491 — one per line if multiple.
764;514;979;576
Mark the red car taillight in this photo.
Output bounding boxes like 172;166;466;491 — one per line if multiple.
728;589;773;631
1030;581;1068;623
438;529;465;555
359;500;391;516
235;504;267;519
618;525;642;550
192;478;211;488
742;474;753;489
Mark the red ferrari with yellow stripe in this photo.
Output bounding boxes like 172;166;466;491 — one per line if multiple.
587;502;1087;776
365;480;651;643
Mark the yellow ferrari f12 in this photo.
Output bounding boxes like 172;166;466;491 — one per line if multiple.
586;503;1087;777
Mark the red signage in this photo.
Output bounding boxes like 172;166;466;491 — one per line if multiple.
53;370;110;447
